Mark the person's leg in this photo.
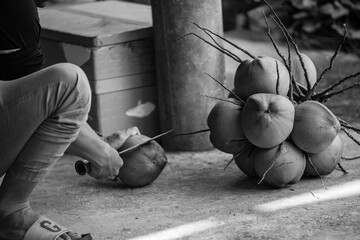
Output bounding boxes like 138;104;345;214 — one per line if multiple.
0;63;91;240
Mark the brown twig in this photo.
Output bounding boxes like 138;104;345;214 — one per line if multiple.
339;118;360;135
204;73;244;104
306;154;327;189
337;163;348;174
263;0;311;95
258;142;283;185
304;24;347;100
191;23;243;63
268;15;305;100
313;70;360;99
223;142;250;171
192;22;256;60
316;83;360;102
200;93;243;107
342;128;360;146
268;15;305;101
263;12;287;65
185;32;241;63
342;155;360;160
275;61;280;95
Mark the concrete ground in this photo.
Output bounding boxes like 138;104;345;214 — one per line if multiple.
3;3;360;239
24;31;360;240
28;143;360;240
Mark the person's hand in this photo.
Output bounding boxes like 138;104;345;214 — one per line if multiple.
104;126;141;150
87;144;123;181
34;0;48;8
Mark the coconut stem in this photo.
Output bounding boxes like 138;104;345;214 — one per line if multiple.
313;71;360;100
342;155;360;160
192;22;256;60
275;61;280;95
342;128;360;146
263;13;293;99
185;32;241;63
223;142;250;171
257;159;277;185
200;93;244;108
268;15;305;101
257;142;283;185
263;12;286;65
191;22;244;63
306;154;327;189
223;157;235;171
315;83;360;102
304;24;347;101
204;73;245;104
339;118;360;135
263;0;311;94
337;163;348;174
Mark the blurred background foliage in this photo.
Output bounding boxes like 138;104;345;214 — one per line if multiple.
222;0;360;55
47;0;360;55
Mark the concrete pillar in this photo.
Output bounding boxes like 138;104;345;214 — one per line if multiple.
151;0;225;151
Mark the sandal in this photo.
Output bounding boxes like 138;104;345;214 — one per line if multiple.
24;215;93;240
0;206;92;240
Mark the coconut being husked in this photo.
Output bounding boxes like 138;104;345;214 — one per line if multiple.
118;134;167;187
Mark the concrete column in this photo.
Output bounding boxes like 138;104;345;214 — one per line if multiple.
151;0;225;151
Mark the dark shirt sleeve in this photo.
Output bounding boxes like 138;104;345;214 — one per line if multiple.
0;0;45;80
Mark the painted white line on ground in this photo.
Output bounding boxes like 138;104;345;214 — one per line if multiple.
127;217;225;240
254;179;360;212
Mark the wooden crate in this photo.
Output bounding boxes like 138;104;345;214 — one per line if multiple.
39;1;160;137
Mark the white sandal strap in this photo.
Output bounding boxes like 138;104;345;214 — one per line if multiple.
24;216;69;240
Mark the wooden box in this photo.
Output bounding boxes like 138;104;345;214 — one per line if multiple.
39;1;160;137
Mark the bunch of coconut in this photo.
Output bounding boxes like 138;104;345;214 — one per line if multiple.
190;0;360;188
207;55;343;188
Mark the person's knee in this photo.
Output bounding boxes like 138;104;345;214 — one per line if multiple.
50;63;91;112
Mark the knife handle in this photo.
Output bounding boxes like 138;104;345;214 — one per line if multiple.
75;160;90;175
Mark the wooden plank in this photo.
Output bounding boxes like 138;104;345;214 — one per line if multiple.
67;0;152;25
83;38;155;79
88;72;156;94
41;37;155;80
39;4;152;47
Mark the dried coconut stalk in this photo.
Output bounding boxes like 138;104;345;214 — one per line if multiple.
192;22;256;60
306;154;327;189
304;24;348;100
204;73;244;104
315;83;360;102
337;163;348;174
263;0;312;94
185;32;241;63
200;93;243;107
257;142;283;185
313;71;360;100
